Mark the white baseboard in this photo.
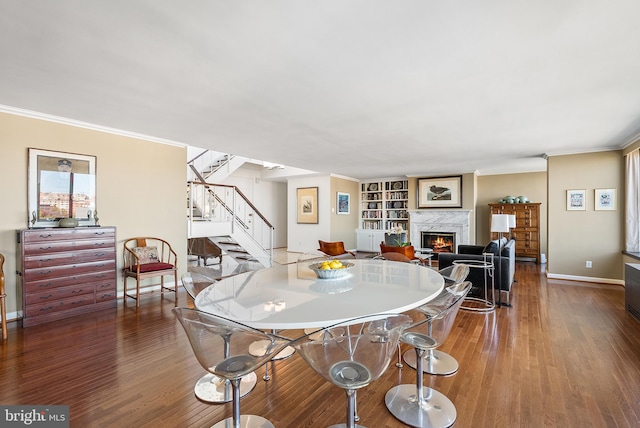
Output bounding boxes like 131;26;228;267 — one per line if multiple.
546;272;624;286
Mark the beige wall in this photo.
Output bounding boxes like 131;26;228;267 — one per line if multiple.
547;151;624;280
330;176;360;249
0;112;187;316
286;175;359;252
477;171;547;255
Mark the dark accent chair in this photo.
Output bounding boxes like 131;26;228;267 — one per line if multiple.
437;238;516;304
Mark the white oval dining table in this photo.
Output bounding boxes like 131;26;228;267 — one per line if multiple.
194;259;444;331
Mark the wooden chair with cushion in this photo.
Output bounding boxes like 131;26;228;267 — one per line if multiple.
318;240;356;259
0;253;7;340
122;237;178;307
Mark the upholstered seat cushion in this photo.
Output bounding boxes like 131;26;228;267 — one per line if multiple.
130;262;175;273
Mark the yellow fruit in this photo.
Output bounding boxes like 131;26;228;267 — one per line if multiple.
329;261;342;269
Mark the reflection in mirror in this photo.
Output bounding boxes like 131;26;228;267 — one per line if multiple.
28;148;97;228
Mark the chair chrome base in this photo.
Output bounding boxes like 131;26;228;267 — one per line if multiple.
385;384;456;428
194;372;257;403
212;414;275;428
327;424;365;428
402;349;459;376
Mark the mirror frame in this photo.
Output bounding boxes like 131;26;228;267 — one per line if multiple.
28;148;97;228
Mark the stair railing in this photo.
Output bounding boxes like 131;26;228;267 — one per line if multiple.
188;180;274;262
187;150;235;182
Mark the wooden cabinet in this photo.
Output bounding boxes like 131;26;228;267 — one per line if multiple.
17;227;117;327
489;203;541;263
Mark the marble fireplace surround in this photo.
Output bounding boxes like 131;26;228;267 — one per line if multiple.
409;210;472;250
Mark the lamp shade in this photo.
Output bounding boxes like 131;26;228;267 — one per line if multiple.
491;214;510;233
508;214;516;229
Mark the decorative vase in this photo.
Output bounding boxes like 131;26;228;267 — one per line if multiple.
58;218;79;228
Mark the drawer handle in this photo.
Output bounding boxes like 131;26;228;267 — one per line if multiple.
71;300;84;305
95;231;105;235
39;294;53;300
39;306;54;312
38;234;53;238
39;258;53;262
95;274;107;278
94;242;106;246
71;289;84;294
39;246;53;250
95;252;106;257
38;270;52;275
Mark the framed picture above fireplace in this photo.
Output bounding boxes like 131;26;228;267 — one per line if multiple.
417;175;462;208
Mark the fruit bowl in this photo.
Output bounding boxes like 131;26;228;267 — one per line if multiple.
308;261;354;279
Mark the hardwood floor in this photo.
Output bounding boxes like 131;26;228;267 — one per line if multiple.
1;261;639;427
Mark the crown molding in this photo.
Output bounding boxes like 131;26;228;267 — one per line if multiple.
0;104;187;148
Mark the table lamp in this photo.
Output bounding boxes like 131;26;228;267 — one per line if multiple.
508;214;516;240
491;214;510;307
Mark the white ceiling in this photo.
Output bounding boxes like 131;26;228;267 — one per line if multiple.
2;1;640;180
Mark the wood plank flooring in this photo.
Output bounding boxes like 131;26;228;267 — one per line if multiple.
1;261;639;427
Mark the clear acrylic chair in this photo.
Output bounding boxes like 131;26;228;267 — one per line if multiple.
173;308;291;428
385;281;472;428
292;314;412;428
181;272;258;404
401;264;470;375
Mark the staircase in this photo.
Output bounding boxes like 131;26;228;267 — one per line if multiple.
187;150;274;268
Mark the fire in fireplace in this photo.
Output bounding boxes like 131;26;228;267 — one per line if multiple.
422;232;456;253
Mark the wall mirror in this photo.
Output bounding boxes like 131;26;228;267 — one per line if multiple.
28;148;97;228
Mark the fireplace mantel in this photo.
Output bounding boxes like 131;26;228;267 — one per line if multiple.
409;210;472;251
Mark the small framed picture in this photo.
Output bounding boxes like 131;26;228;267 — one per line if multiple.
566;189;586;211
595;188;616;211
336;192;350;215
297;187;318;224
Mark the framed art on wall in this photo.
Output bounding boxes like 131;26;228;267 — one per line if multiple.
28;148;98;228
297;187;318;224
337;192;350;215
566;189;586;211
595;188;616;210
417;175;462;208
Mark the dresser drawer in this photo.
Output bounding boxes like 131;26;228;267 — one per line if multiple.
23;270;116;293
23;260;116;282
24;293;95;318
25;283;94;305
23;238;115;256
95;284;117;302
22;228;115;244
24;247;116;269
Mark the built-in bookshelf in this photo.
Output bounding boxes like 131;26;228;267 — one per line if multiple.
357;178;409;252
359;179;408;231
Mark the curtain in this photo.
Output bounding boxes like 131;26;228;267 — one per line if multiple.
626;149;640;252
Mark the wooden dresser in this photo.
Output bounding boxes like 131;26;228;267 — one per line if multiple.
17;226;117;327
489;203;541;263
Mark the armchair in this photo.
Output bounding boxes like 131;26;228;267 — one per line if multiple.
318;240;356;259
0;253;6;340
380;242;431;266
122;237;178;307
438;238;516;305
